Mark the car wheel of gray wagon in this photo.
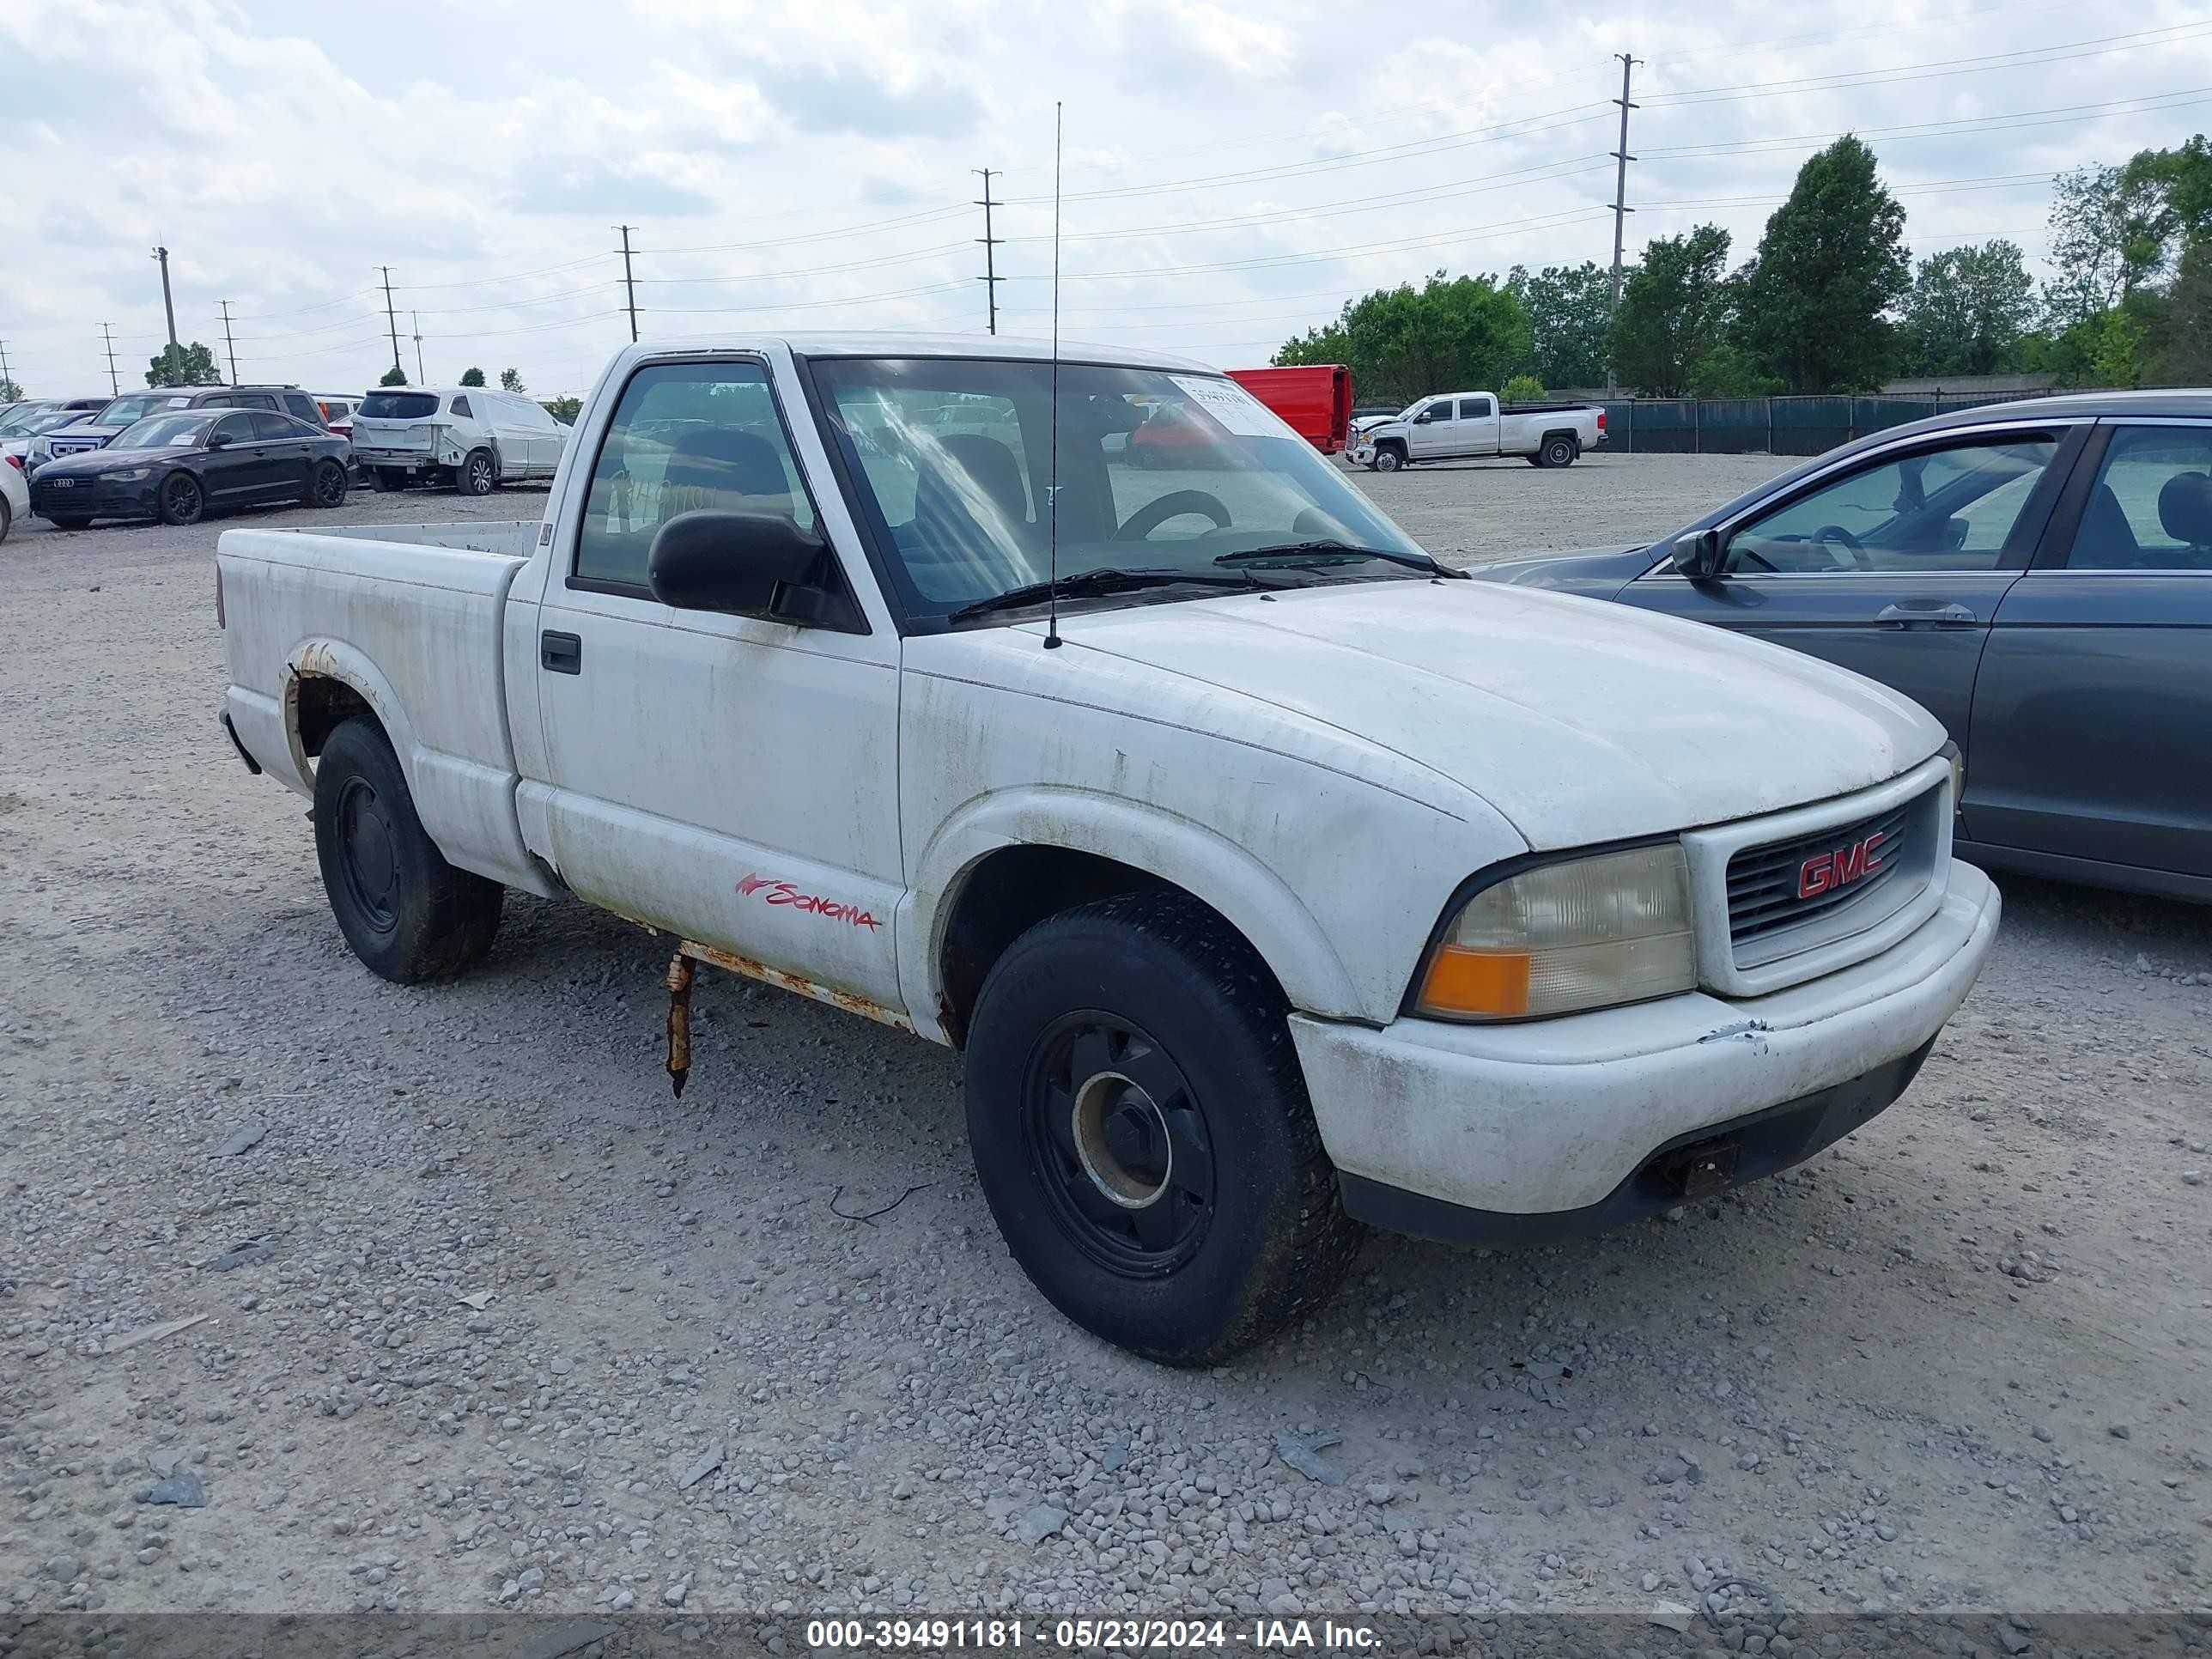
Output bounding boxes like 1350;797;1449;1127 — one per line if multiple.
1541;435;1577;468
157;471;204;526
313;717;502;983
963;891;1364;1366
1373;445;1406;472
307;459;349;507
463;449;497;495
374;467;407;492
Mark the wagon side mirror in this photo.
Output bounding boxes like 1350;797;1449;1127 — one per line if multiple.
1673;527;1727;580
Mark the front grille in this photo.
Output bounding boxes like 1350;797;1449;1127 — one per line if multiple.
1727;797;1916;955
46;436;106;459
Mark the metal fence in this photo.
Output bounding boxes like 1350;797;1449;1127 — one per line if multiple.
1599;391;2058;457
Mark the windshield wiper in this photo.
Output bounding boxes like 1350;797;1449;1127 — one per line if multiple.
947;566;1267;624
1214;541;1467;579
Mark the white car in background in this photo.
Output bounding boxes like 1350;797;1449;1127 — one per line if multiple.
349;386;568;495
0;433;26;543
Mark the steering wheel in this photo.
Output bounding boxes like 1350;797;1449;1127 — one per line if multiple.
1814;523;1875;571
1116;489;1231;541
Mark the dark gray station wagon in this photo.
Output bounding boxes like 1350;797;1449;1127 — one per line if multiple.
1477;392;2212;902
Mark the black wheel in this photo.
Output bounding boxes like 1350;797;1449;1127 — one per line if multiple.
1539;434;1577;468
963;892;1363;1365
1373;445;1407;473
157;472;204;526
46;514;93;531
0;497;13;542
462;449;497;495
307;459;348;508
312;717;502;982
374;467;407;492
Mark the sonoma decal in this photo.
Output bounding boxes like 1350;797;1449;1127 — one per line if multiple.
737;873;883;931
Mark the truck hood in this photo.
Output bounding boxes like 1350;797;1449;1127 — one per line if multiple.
1018;580;1945;849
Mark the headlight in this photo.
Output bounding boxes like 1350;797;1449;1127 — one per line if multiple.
1414;842;1697;1020
109;466;152;482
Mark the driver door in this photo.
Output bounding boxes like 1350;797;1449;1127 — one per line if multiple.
1619;422;2084;749
1408;398;1456;461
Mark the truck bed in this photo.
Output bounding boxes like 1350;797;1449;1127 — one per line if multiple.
217;523;548;894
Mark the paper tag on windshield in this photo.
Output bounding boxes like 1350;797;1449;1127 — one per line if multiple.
1169;375;1279;438
167;397;191;408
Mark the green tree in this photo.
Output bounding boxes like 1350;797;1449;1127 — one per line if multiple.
1499;373;1547;402
540;395;582;424
1505;261;1611;388
2164;241;2212;383
1605;224;1735;397
459;367;486;387
146;343;220;387
499;368;526;392
1278;271;1532;406
1739;136;1910;392
1900;240;2037;377
380;365;409;387
2044;163;2170;327
0;375;22;402
1685;342;1784;398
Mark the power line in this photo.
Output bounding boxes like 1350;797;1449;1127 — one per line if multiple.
616;225;639;343
1643;85;2212;158
974;168;1003;336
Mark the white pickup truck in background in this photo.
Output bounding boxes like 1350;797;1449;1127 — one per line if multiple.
1351;391;1607;471
216;332;1997;1364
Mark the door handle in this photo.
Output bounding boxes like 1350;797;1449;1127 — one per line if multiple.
1875;601;1977;628
540;629;582;674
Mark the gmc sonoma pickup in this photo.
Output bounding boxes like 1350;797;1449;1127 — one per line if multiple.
217;334;1999;1364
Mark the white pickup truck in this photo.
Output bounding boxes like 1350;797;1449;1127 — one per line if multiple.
1351;391;1607;471
217;332;1998;1365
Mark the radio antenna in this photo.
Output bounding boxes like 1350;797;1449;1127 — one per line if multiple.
1043;100;1064;651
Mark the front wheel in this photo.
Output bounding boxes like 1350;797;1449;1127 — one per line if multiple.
313;716;503;982
461;449;496;495
1372;445;1406;473
963;893;1363;1365
307;459;349;508
157;471;204;526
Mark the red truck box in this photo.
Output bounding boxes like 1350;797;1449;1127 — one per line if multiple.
1225;364;1352;454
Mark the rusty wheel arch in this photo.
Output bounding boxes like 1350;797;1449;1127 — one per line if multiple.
288;671;380;771
933;844;1281;1049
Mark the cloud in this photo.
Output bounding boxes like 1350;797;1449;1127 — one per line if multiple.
508;163;717;218
763;62;984;138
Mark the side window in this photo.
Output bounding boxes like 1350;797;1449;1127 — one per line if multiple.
283;392;319;422
228;392;276;410
2068;427;2212;570
210;413;254;447
574;360;818;591
1725;435;2058;574
1426;399;1455;422
451;396;474;420
1458;397;1493;420
250;411;298;441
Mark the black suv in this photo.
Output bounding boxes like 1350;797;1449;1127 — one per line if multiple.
32;386;328;469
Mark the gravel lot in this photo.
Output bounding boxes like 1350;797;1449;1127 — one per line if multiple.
2;459;2209;1630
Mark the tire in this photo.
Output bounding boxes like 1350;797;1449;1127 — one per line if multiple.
374;467;407;493
46;514;93;531
307;459;348;508
0;497;12;544
1539;434;1577;469
312;716;503;983
156;471;204;526
1372;444;1407;473
461;449;497;495
963;892;1364;1365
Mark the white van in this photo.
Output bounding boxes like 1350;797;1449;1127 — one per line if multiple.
349;387;568;495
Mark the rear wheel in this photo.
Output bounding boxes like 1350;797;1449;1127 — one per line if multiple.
1539;434;1577;468
312;716;502;982
963;892;1363;1365
307;459;348;508
157;471;204;526
374;467;407;492
462;449;496;495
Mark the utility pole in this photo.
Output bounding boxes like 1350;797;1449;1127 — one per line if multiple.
974;168;1004;334
100;325;121;395
216;301;239;384
615;225;639;343
0;339;15;396
1607;53;1640;312
412;312;426;383
152;245;180;380
379;266;403;379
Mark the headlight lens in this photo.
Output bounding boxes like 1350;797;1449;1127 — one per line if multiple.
1415;842;1697;1020
109;466;151;482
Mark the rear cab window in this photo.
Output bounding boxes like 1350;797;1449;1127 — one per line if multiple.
2067;427;2212;570
572;360;818;592
359;392;441;421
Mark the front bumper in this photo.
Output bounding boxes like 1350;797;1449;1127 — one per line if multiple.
1290;859;1999;1230
30;475;158;519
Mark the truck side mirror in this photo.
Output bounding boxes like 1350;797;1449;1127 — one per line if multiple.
647;510;863;631
1413;410;1432;424
1672;527;1727;580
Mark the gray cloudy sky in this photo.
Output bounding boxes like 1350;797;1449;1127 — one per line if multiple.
4;0;2210;397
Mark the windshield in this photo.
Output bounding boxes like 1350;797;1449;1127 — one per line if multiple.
112;413;215;449
810;357;1427;623
98;392;203;427
359;391;441;420
4;408;82;437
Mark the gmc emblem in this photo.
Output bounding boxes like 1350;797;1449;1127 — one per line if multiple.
1799;832;1887;899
